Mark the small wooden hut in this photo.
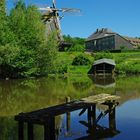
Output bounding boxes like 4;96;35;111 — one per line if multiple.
88;58;116;75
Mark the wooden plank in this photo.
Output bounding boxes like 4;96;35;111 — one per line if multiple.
15;94;120;124
15;103;92;124
81;94;120;104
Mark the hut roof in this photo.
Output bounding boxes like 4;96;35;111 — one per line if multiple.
93;58;116;66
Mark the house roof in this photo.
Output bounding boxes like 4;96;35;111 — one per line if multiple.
86;28;140;47
93;58;116;66
124;36;140;47
86;28;116;41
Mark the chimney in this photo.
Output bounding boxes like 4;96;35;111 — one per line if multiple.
95;28;99;33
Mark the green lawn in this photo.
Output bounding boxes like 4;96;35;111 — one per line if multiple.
57;51;140;75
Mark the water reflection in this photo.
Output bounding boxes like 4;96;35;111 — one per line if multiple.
89;75;115;88
0;75;140;139
17;101;119;140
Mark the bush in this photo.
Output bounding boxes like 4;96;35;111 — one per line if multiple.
72;54;91;65
94;52;113;60
67;44;85;52
116;61;140;74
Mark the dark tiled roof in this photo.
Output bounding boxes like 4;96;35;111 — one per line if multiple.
86;28;116;41
124;36;140;47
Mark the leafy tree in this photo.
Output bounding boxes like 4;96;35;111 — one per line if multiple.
63;35;85;52
36;33;58;75
0;0;6;19
0;44;19;78
0;0;58;78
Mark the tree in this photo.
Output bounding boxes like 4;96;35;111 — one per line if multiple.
0;0;58;78
36;33;58;75
63;35;85;51
7;1;58;77
0;0;6;19
0;0;7;45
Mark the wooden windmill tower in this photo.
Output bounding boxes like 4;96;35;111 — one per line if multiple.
39;0;81;46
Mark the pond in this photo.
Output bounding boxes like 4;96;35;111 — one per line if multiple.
0;75;140;140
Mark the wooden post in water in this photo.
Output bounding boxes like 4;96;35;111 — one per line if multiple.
66;96;71;103
88;107;92;124
91;105;96;125
109;103;116;130
86;105;97;139
44;117;55;140
49;117;55;140
44;123;50;140
18;121;24;140
27;123;34;140
66;96;71;132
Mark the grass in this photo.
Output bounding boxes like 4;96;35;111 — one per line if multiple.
57;51;140;75
68;65;91;75
57;52;94;65
57;52;94;75
112;52;140;74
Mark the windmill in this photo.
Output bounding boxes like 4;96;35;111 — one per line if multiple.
39;0;81;46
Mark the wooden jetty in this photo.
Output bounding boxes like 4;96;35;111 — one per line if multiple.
15;93;120;140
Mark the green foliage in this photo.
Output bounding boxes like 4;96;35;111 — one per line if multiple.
0;0;16;46
94;52;113;60
36;33;58;75
120;45;127;50
68;65;90;74
0;45;19;65
0;45;20;78
116;61;140;74
113;52;140;74
0;0;6;20
63;35;85;52
72;54;91;65
0;0;58;78
67;44;85;52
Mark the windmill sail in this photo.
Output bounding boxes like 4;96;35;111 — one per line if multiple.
39;0;81;43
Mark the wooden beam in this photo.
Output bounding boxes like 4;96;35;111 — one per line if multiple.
18;121;24;140
44;117;55;140
109;104;116;130
27;123;34;140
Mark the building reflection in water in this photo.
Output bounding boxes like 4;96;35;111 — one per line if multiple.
89;75;115;88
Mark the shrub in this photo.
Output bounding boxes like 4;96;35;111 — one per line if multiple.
72;54;91;65
67;44;85;52
120;45;127;50
94;52;113;60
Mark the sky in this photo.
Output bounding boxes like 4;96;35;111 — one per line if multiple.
7;0;140;38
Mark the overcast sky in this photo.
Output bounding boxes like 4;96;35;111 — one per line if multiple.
7;0;140;38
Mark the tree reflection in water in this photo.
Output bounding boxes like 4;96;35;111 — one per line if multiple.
0;75;139;139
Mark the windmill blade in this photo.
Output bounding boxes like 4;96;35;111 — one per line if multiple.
61;8;81;13
39;7;52;11
52;0;56;8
